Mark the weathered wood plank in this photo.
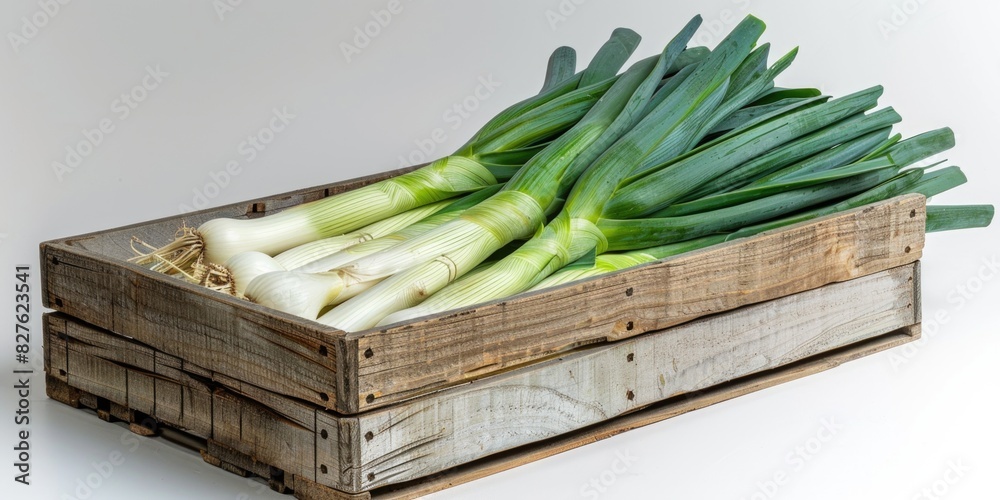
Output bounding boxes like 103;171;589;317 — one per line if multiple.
44;263;920;494
44;315;69;383
45;317;318;480
316;411;362;492
44;319;921;500
217;389;317;483
354;264;919;489
41;242;345;408
39;167;414;411
41;194;925;414
354;195;925;410
365;325;921;500
65;345;128;405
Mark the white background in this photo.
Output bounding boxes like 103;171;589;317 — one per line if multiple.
1;0;998;499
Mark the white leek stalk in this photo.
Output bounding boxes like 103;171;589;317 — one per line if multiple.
272;199;452;270
130;156;497;272
218;200;452;296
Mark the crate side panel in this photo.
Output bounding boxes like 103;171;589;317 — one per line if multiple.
47;318;324;484
42;243;344;409
365;326;919;500
211;390;318;482
354;264;917;488
354;195;926;409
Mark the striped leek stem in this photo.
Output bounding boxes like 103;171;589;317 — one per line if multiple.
386;157;898;324
603;85;887;219
129;33;644;274
598;169;899;250
376;15;774;326
742;129;895;188
210;199;454;296
243;185;503;314
666;106;903;203
532;160;975;290
380;82;950;323
316;17;709;331
271;199;453;270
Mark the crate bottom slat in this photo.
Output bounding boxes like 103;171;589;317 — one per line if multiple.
45;324;919;500
44;263;921;495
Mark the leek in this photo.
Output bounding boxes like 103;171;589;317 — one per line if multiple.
129;33;646;274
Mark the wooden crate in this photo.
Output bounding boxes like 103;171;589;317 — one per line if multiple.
38;164;926;414
44;261;921;497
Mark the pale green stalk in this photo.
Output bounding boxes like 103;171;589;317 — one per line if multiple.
376;16;769;326
530;234;729;290
131;34;643;274
273;199;453;270
318;19;705;331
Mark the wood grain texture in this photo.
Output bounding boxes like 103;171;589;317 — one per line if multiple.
42;186;925;414
43;314;322;484
365;325;922;500
43;263;920;494
353;264;919;489
353;195;926;409
40;166;416;411
44;319;921;500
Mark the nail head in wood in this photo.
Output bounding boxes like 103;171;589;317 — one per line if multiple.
320;429;328;439
365;394;375;404
625;321;634;331
626;390;635;401
318;345;328;357
364;431;374;441
625;287;633;297
319;464;328;474
363;348;374;359
626;353;634;362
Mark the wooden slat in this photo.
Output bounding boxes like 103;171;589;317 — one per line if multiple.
353;263;919;489
42;187;925;414
218;390;317;482
44;316;321;482
42;244;344;408
353;195;925;409
43;263;920;494
366;325;921;500
44;319;921;500
40;166;415;409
